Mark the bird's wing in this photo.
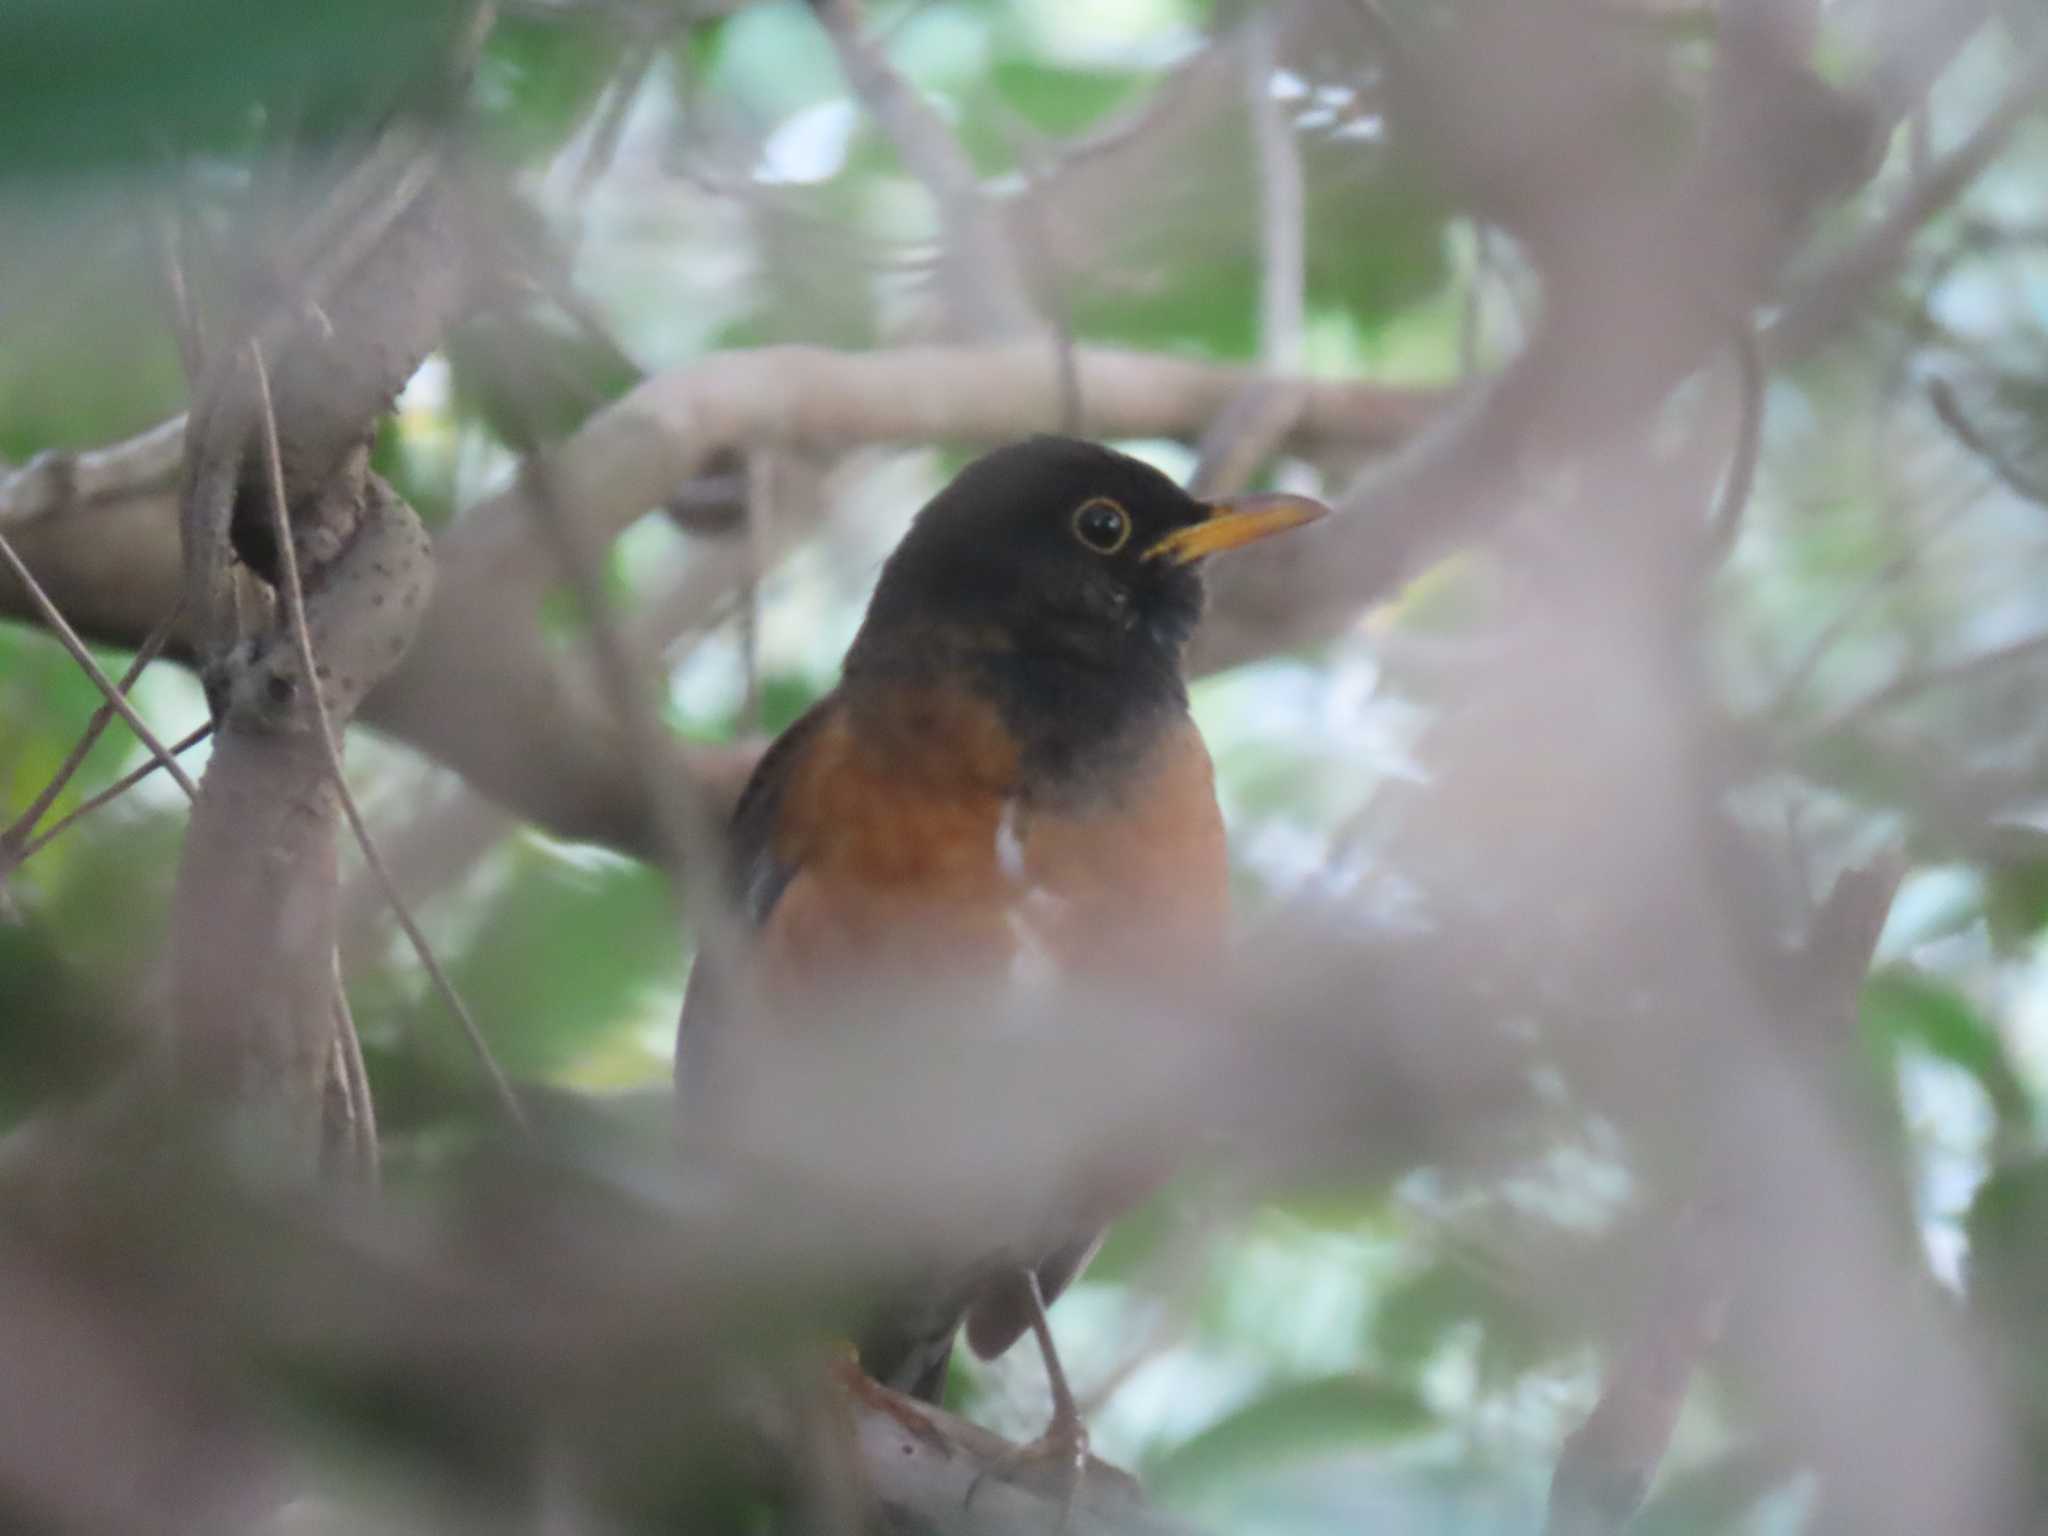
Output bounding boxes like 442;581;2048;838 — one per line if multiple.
674;696;836;1104
963;1228;1107;1362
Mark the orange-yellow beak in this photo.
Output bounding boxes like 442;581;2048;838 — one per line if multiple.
1142;492;1330;565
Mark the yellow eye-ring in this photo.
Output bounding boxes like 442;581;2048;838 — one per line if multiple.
1071;496;1131;555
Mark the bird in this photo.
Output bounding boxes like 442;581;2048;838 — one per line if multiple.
675;434;1327;1490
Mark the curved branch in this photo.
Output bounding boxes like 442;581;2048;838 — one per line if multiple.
2;346;1437;856
0;416;185;531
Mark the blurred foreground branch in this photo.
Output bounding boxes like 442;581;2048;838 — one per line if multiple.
1543;856;1905;1534
0;913;1531;1533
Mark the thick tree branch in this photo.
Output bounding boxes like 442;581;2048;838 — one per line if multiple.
251;345;525;1137
0;416;185;530
1;347;1434;855
161;77;487;1163
0;8;2019;871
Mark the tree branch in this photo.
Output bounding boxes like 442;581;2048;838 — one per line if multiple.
1;346;1436;856
0;416;186;530
251;344;526;1136
1767;45;2048;363
0;6;2018;872
1186;0;1946;677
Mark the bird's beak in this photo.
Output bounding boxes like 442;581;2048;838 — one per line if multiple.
1142;492;1330;565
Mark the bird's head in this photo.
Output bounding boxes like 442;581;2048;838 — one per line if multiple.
852;437;1328;675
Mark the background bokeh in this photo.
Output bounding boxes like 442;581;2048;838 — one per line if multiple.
5;2;2048;1532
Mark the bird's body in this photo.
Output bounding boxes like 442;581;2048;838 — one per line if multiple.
677;437;1324;1444
734;677;1229;1025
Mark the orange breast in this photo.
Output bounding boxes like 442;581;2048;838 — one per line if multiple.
1008;717;1229;983
749;691;1229;1013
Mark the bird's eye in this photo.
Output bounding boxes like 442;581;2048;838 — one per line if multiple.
1071;497;1131;555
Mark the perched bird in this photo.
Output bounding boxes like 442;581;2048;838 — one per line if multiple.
676;435;1326;1475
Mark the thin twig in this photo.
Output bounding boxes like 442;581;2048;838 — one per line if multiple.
1813;628;2048;741
339;786;512;971
1703;321;1765;563
994;108;1083;433
278;127;443;304
1928;374;2048;507
813;0;1037;337
1180;16;1313;504
150;198;207;384
1767;46;2048;364
1766;472;1986;719
330;958;380;1186
1076;1198;1230;1417
1247;11;1304;376
10;723;214;865
1544;1210;1728;1536
1187;383;1306;499
738;451;768;737
516;451;724;882
1460;225;1493;381
0;531;199;800
248;344;528;1134
3;597;184;852
570;36;659;204
503;405;749;1041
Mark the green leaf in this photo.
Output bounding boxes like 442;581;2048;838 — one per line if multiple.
31;803;185;986
0;919;126;1124
446;308;645;449
473;13;626;166
0;633;150;823
695;3;847;124
1077;1188;1180;1283
396;840;679;1082
1062;153;1449;358
996;59;1147;134
0;0;465;174
0;202;188;459
1861;965;2030;1129
1371;1257;1561;1383
1963;1159;2048;1431
756;674;824;739
369;417;454;533
1982;833;2048;949
1303;154;1451;332
1265;1176;1399;1234
1147;1374;1431;1503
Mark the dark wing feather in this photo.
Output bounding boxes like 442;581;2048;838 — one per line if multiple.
673;693;964;1402
964;1228;1106;1361
674;697;836;1105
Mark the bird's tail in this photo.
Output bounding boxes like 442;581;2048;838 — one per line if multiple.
860;1318;958;1407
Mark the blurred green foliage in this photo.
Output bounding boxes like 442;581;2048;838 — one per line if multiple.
1147;1374;1431;1504
2;2;2047;1531
0;0;466;174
